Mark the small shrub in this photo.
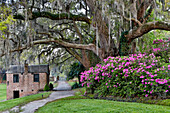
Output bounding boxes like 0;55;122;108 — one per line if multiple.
44;84;50;91
49;83;54;91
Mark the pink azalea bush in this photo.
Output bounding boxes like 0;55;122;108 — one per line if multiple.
140;38;169;62
80;53;170;98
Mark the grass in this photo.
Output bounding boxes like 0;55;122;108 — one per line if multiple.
67;81;77;87
74;87;86;96
36;96;170;113
0;84;6;101
0;92;51;112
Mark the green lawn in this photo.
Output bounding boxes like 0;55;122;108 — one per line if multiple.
0;92;51;112
0;84;6;101
37;96;170;113
67;81;77;87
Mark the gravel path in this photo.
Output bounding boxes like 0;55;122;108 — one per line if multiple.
3;81;74;113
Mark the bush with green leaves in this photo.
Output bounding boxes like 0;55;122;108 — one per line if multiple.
80;53;170;98
49;83;54;91
139;38;169;62
44;84;50;91
67;62;85;84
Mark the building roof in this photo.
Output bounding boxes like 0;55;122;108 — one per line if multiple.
6;65;49;74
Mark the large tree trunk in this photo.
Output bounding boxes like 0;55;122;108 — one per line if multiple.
86;0;118;60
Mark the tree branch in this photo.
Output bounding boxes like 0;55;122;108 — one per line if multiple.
0;36;96;57
117;12;142;26
126;21;170;41
13;11;91;24
65;48;83;64
55;56;73;65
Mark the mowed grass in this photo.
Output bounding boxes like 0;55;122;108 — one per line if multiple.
0;92;51;112
0;84;6;101
37;96;170;113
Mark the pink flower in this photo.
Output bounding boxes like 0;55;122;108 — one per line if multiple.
107;86;109;88
165;90;168;92
146;71;150;74
151;63;155;66
145;94;148;97
146;65;152;69
140;75;144;78
123;69;128;73
150;75;154;78
106;83;108;85
150;79;154;81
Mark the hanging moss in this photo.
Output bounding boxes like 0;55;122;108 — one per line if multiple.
119;31;130;56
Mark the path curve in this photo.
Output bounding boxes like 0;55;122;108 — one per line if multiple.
3;81;74;113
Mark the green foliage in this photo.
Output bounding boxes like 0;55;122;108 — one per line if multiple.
119;31;130;56
0;6;15;39
44;84;50;91
71;82;82;89
49;83;54;91
67;62;85;83
139;38;169;62
137;30;169;53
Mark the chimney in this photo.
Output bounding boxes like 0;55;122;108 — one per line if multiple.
24;60;28;74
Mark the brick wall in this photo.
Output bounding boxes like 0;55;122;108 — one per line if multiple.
6;73;48;100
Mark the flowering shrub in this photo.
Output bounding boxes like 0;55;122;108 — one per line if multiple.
80;53;170;98
140;38;169;62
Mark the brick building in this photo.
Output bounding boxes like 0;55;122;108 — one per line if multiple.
6;64;49;100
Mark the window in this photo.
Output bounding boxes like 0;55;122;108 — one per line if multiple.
13;74;19;83
34;74;39;82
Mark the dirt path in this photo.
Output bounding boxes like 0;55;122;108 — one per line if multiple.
3;81;74;113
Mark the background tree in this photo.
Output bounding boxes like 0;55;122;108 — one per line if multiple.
67;62;85;84
0;0;169;70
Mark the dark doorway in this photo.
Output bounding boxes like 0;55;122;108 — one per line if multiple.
13;91;19;99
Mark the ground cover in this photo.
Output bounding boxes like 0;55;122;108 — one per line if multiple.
0;92;51;112
36;96;170;113
0;84;6;101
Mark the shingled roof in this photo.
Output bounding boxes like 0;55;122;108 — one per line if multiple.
6;64;49;74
